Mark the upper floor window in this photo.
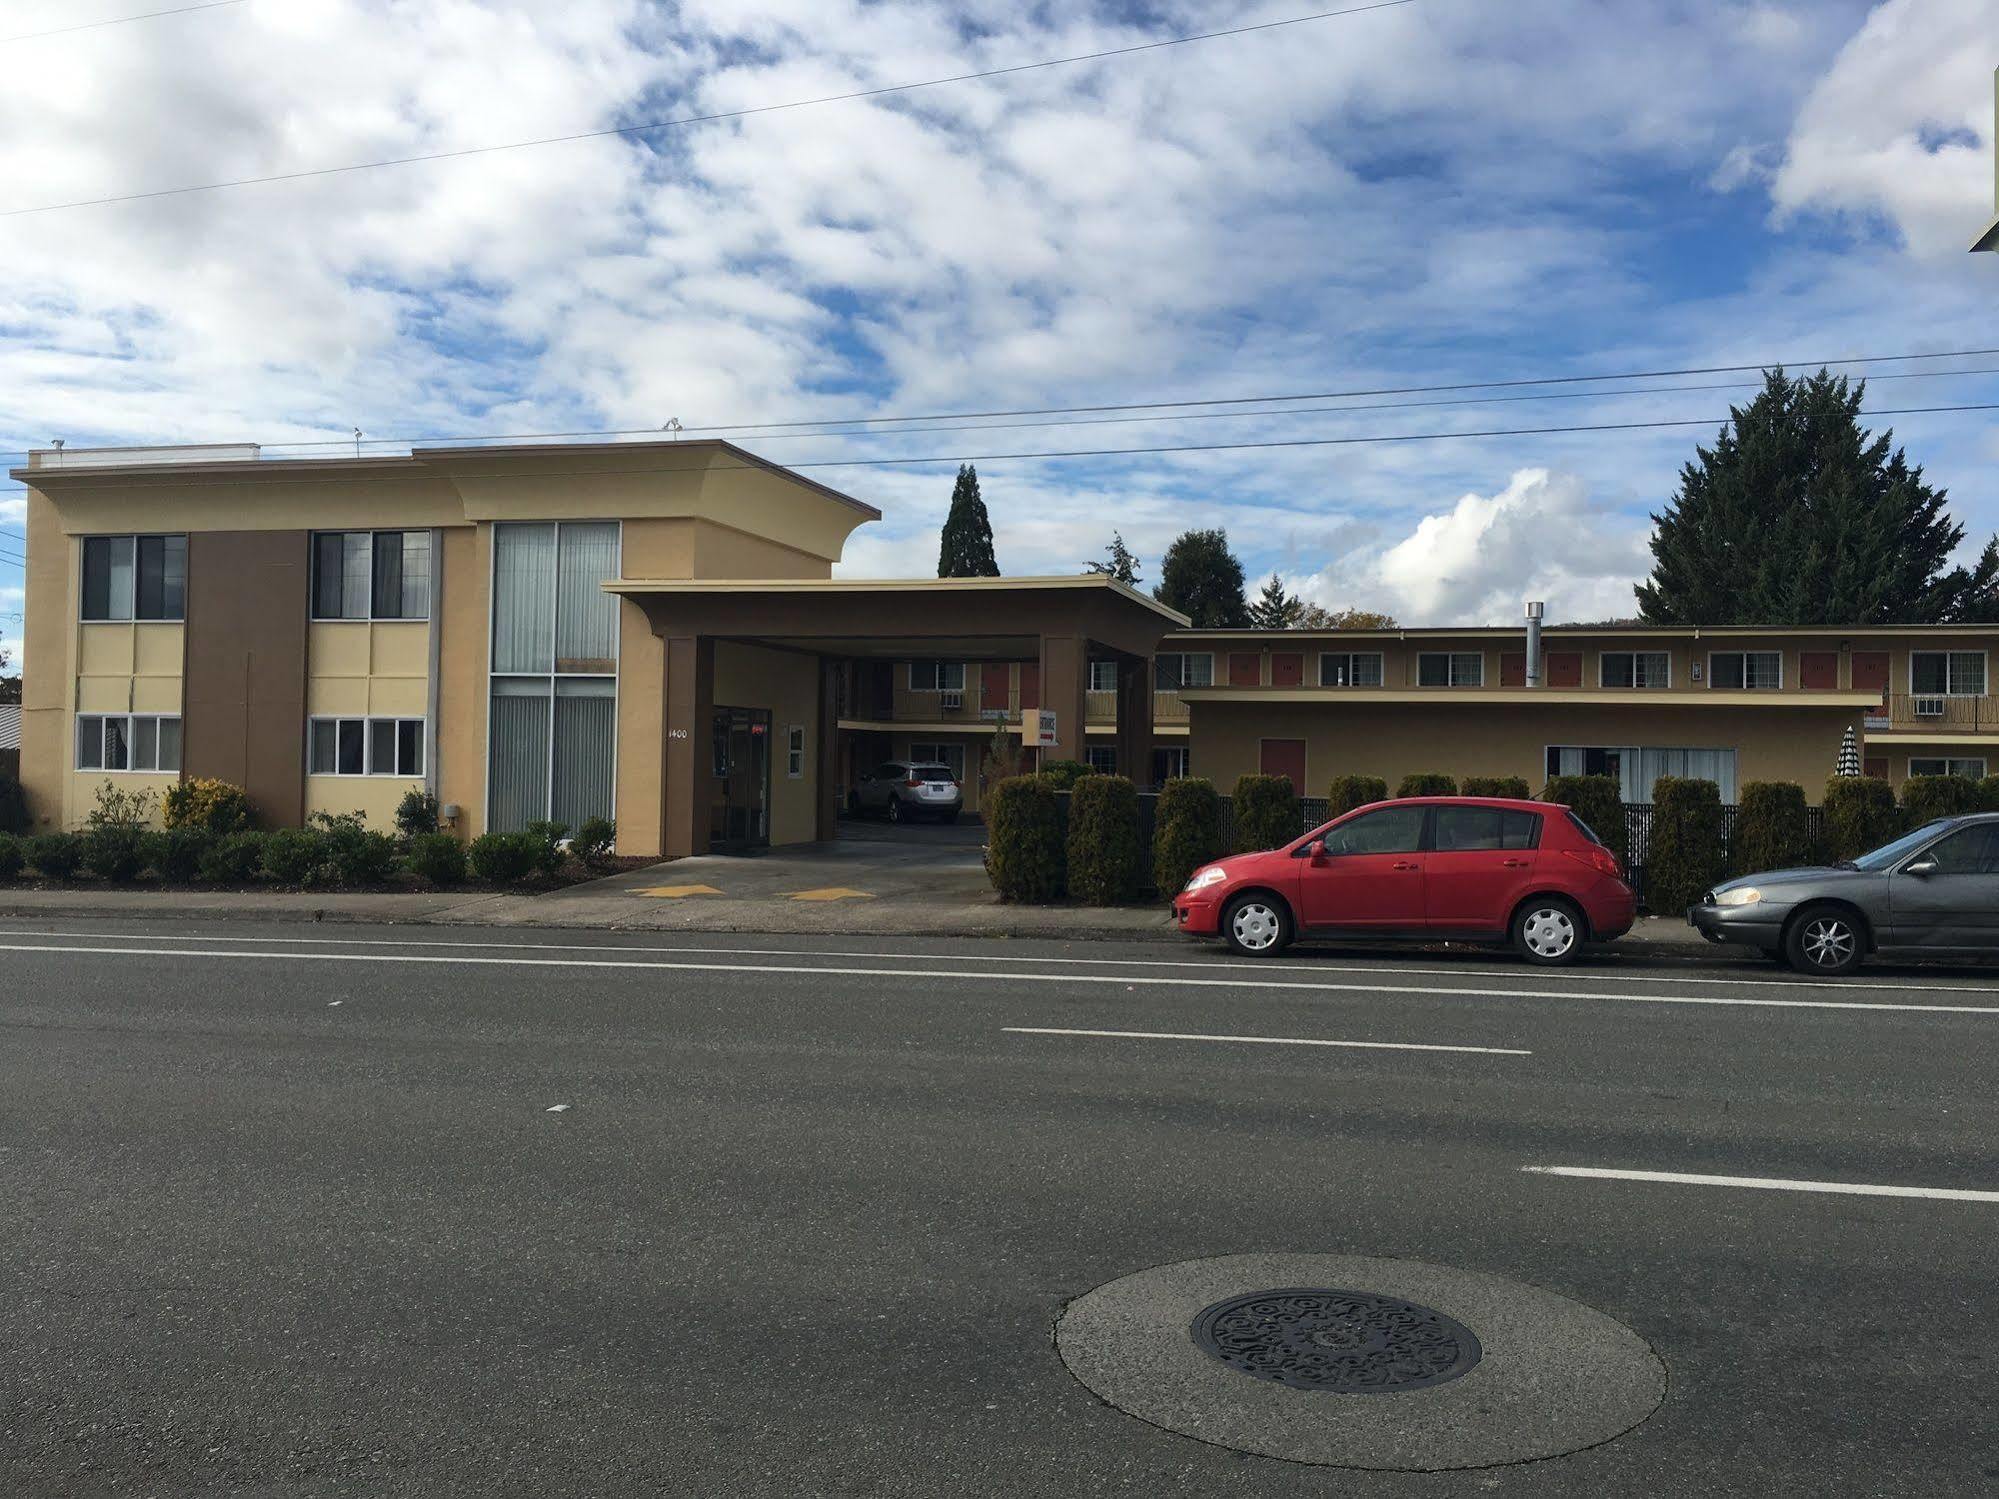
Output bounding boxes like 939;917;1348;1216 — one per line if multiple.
1318;651;1383;687
82;535;185;621
1709;650;1781;689
1910;650;1985;697
1154;653;1214;690
908;662;966;692
312;530;430;621
1601;651;1670;689
1417;651;1483;687
1088;660;1119;693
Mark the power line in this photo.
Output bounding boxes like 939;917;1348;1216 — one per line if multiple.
2;0;246;45
0;0;1417;217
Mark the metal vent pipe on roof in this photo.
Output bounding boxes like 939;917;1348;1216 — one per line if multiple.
1525;600;1544;687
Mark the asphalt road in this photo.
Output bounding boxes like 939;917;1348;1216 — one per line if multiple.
2;920;1994;1497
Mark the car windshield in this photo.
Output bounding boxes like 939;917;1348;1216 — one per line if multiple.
1848;820;1951;871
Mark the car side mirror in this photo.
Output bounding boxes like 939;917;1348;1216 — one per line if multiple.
1306;839;1328;865
1903;858;1937;877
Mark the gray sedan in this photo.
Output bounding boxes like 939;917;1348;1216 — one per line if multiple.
1688;813;1999;974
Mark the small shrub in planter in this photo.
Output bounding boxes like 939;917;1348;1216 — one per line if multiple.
1732;781;1810;874
0;832;23;880
0;773;26;835
395;789;441;839
163;778;256;834
1232;774;1300;853
1395;773;1457;798
1539;774;1627;866
1899;774;1984;827
407;832;467;886
468;831;539;884
141;825;211;883
261;828;326;886
1645;776;1726;913
524;820;570;877
1461;775;1531;798
1152;777;1224;896
1325;775;1387;817
573;816;616;867
1067;774;1143;905
26;831;84;880
1039;759;1095;791
1822;775;1898;861
198;831;267;884
83;825;147;882
984;774;1064;902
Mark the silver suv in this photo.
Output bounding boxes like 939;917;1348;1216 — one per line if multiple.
851;760;964;824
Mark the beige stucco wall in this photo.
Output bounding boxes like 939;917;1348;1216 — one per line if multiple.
714;641;821;847
436;525;488;839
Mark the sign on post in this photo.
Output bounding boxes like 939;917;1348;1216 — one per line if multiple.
1034;709;1058;748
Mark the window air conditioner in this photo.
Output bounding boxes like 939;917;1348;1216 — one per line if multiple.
941;691;963;710
1914;696;1945;718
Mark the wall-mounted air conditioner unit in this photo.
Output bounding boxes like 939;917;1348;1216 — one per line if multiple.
940;691;963;711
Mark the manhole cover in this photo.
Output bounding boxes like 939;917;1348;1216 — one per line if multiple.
1191;1287;1482;1394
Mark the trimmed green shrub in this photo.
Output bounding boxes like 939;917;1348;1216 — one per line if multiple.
1232;774;1301;853
1646;777;1726;913
0;832;23;880
1900;774;1984;828
261;828;326;886
26;832;84;880
408;832;467;886
1461;775;1531;798
0;773;26;835
1325;775;1388;817
1396;773;1457;798
1823;776;1899;862
1039;759;1095;791
163;778;256;834
327;827;400;886
198;831;267;884
1732;781;1811;874
140;825;211;883
1977;776;1999;814
83;825;147;882
984;774;1065;902
1067;774;1143;905
524;820;570;877
1153;777;1224;896
468;831;539;884
394;789;441;839
573;816;617;866
1539;774;1627;865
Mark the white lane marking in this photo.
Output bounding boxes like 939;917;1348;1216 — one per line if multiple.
1005;1027;1528;1056
2;940;1997;1015
1524;1166;1999;1204
2;927;1996;998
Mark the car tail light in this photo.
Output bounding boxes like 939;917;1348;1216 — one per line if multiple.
905;777;923;788
1563;846;1623;879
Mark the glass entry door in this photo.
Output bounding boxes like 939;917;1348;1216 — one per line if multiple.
710;706;771;852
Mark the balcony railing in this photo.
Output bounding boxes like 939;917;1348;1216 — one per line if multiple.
1874;694;1999;732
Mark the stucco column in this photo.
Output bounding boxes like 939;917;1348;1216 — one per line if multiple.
815;655;841;842
662;634;715;859
1038;634;1089;763
1116;655;1154;786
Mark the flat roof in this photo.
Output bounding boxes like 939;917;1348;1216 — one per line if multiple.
1165;624;1999;642
606;573;1191;626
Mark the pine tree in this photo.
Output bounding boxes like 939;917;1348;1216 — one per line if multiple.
1155;529;1249;628
937;464;1000;577
1247;572;1303;628
1636;368;1999;624
1083;532;1141;584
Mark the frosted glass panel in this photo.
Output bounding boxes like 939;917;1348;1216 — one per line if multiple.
492;524;556;673
555;523;619;670
489;678;552;832
552;677;616;830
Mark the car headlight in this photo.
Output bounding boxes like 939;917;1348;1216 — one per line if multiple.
1184;866;1227;893
1715;887;1762;907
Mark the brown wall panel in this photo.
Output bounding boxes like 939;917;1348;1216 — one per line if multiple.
182;530;309;826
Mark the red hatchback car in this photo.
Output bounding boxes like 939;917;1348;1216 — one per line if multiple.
1172;797;1635;964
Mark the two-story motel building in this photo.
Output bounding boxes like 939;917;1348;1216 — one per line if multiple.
13;441;1998;856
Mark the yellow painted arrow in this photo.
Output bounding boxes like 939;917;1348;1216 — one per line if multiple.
630;884;724;898
788;887;875;902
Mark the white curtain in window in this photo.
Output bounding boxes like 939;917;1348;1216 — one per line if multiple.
489;678;552;831
1626;748;1736;803
552;677;616;829
555;522;619;668
108;537;135;620
493;524;557;673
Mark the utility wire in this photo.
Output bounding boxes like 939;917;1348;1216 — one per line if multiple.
2;0;246;45
0;0;1417;217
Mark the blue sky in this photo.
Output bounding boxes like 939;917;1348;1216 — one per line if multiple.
2;0;1996;666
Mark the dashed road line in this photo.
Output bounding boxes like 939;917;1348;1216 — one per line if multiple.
1524;1165;1999;1204
1006;1026;1529;1055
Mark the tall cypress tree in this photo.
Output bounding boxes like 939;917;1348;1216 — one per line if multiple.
1155;529;1250;628
1636;368;1999;624
937;464;1000;577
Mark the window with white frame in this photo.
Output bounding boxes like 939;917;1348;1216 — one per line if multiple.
1087;660;1119;692
1709;650;1782;689
1085;746;1119;774
309;716;425;777
1600;651;1671;689
1546;744;1738;803
1417;651;1483;687
1318;651;1384;687
310;531;431;621
1152;745;1190;783
907;742;965;780
81;535;186;621
907;661;966;692
1154;653;1214;689
76;713;181;772
1910;756;1986;779
1910;651;1986;697
785;725;806;779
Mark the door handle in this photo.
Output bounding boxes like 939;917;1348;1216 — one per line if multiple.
1392;861;1420;871
1501;858;1530;868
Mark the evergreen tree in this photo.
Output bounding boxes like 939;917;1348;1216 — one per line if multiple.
0;645;16;705
1298;604;1398;629
1155;529;1250;628
1636;368;1999;624
937;464;999;577
1083;532;1141;584
1247;572;1303;628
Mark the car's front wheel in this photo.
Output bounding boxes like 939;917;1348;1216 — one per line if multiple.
1222;894;1292;957
1785;906;1864;976
1512;897;1584;966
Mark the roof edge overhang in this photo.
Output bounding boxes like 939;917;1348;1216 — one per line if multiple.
1972;211;1999;253
606;573;1191;627
1178;688;1882;708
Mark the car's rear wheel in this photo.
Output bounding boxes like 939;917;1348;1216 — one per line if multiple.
1512;897;1584;966
1785;906;1864;976
1222;894;1292;957
886;797;903;825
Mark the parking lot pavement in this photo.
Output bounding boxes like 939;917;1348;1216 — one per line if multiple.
2;919;1994;1495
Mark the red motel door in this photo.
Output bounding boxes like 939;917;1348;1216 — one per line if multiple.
1019;664;1040;712
1852;651;1889;701
1500;652;1525;687
980;663;1011;710
1800;651;1838;690
1271;652;1303;687
1545;652;1583;687
1228;653;1261;687
1260;738;1307;793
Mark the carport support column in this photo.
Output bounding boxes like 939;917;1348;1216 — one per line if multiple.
1038;634;1089;764
663;634;715;859
1116;656;1154;786
815;656;841;841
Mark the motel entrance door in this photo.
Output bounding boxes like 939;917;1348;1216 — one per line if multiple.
710;706;772;852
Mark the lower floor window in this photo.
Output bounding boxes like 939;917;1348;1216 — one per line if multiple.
489;675;615;831
907;741;966;780
1152;745;1190;784
1084;746;1119;774
1910;757;1986;779
310;716;425;777
1546;744;1738;803
76;713;181;773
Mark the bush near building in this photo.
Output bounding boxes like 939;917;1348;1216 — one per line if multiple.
1978;777;1999;813
1039;759;1095;791
163;778;256;834
261;828;325;885
0;832;23;880
408;832;467;886
468;832;539;884
984;774;1065;902
1539;775;1627;865
1232;774;1300;853
0;773;26;835
1396;773;1457;797
1153;777;1224;896
574;816;617;866
1067;774;1144;905
395;789;441;839
198;831;267;883
1461;775;1531;798
1822;776;1899;861
83;825;147;882
1732;781;1811;874
1325;775;1387;817
1646;777;1726;912
1900;774;1984;826
141;826;210;883
25;832;83;880
523;820;570;876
